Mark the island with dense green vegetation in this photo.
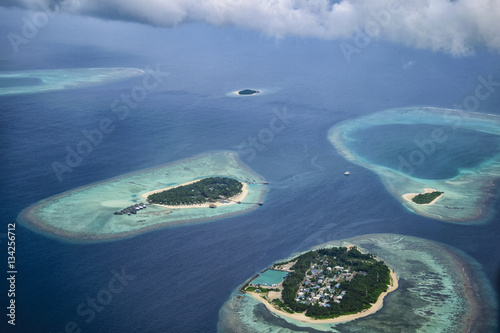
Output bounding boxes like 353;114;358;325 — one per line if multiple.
238;89;260;95
147;177;243;206
18;151;267;242
220;234;493;332
412;191;444;204
242;246;393;320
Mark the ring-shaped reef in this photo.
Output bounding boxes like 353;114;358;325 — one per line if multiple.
328;107;500;224
0;67;144;96
18;151;267;242
218;233;497;333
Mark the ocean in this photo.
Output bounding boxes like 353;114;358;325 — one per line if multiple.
1;19;500;332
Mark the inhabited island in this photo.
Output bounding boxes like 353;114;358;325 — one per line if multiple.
219;234;497;332
18;151;267;242
237;89;260;96
242;246;397;322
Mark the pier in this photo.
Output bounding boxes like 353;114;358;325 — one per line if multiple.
232;201;264;206
114;203;147;216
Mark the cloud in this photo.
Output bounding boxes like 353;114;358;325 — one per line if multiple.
4;0;500;56
403;60;415;70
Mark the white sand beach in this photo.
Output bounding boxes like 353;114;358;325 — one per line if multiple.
402;188;443;206
141;179;249;209
247;266;398;324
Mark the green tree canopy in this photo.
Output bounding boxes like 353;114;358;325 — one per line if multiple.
148;177;243;205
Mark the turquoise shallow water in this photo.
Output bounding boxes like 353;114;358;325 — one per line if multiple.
18;151;267;242
218;234;497;333
349;124;500;180
328;107;500;224
250;270;288;286
2;21;499;332
0;67;144;95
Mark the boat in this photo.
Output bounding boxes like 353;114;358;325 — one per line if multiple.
344;171;350;176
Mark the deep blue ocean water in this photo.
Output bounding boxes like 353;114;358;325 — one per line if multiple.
1;17;500;333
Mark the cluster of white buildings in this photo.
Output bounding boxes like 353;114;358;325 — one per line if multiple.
295;262;358;307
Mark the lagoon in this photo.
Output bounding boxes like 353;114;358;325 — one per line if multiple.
250;269;288;286
328;107;500;224
348;124;500;180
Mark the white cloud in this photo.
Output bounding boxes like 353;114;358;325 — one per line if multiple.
403;60;416;70
6;0;500;55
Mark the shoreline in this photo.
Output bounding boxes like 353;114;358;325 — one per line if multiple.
17;151;268;243
18;179;257;244
221;234;497;332
402;188;443;206
232;89;262;96
328;107;500;224
246;263;398;324
141;178;249;209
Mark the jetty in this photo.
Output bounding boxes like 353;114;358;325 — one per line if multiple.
114;203;147;216
232;201;264;206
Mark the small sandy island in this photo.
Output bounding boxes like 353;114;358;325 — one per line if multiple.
141;178;249;209
246;247;399;324
402;188;443;206
233;89;262;96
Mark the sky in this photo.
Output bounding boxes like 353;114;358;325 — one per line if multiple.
2;0;500;57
